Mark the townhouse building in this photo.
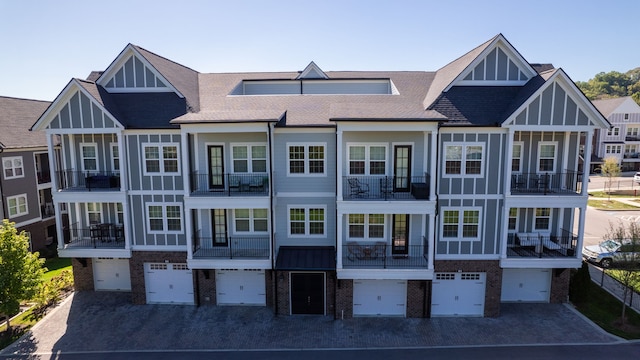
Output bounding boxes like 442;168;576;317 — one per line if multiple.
31;34;609;317
590;96;640;172
0;96;57;254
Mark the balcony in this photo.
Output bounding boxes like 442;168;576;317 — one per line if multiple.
192;232;270;259
56;170;121;191
190;172;269;196
63;223;125;249
506;230;577;259
510;172;583;195
342;175;429;200
342;240;428;269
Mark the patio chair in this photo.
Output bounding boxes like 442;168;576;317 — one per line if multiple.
347;242;365;261
348;178;369;198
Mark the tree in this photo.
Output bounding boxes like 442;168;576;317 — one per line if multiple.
0;219;45;331
603;221;640;326
600;156;621;200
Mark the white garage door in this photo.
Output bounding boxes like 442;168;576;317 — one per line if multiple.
93;258;131;291
501;268;551;302
431;272;485;317
215;269;266;305
353;279;407;316
144;263;194;305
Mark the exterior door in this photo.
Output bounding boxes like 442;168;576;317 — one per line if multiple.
393;145;411;192
211;209;228;246
290;272;325;315
392;214;409;256
208;145;224;190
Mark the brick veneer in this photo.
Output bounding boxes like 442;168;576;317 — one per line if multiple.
196;269;216;306
407;280;429;318
433;260;502;317
71;258;94;291
129;251;189;305
550;268;570;303
335;279;353;319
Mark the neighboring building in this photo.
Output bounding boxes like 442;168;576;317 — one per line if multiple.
0;96;57;254
31;34;609;317
591;96;640;172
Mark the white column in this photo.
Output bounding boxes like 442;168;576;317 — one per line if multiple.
429;129;437;200
576;207;586;259
336;212;343;269
48;133;65;250
117;131;127;192
504;129;514;195
336;129;343;200
427;213;435;270
181;131;190;194
185;207;193;259
582;130;594;196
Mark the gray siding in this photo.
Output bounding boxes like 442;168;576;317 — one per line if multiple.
513;82;592;127
105;55;168;89
127;133;183;192
69;134;119;172
46;91;119;130
274;196;335;248
129;194;186;247
513;131;576;173
1;151;40;223
273;132;336;194
191;132;268;173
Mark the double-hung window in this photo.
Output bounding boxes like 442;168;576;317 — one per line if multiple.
512;143;523;173
232;144;267;173
234;209;268;233
3;156;24;180
348;144;386;175
348;214;385;239
146;203;182;233
143;144;179;175
80;143;98;172
287;143;326;175
537;142;557;172
508;208;518;232
7;194;28;218
288;206;325;236
87;202;102;225
534;208;551;231
444;143;484;176
110;143;120;172
441;208;481;240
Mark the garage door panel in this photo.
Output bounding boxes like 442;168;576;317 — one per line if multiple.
216;269;266;305
353;280;406;316
145;263;194;305
93;258;131;291
501;269;550;302
431;272;485;317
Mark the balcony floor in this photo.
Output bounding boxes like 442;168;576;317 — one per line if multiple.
193;247;269;259
342;255;428;269
506;246;574;259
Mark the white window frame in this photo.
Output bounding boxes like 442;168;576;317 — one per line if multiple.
440;207;482;241
116;203;124;225
537;142;557;173
142;143;180;175
287;205;326;237
347;143;388;176
3;156;25;180
512;142;523;173
607;127;620;136
347;213;386;241
145;202;183;234
443;143;485;177
232;208;269;234
7;194;28;218
605;145;622;155
80;143;99;173
110;143;120;173
287;142;327;176
534;208;551;231
86;202;103;225
508;208;519;233
230;143;268;173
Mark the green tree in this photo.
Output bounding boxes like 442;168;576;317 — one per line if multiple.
0;220;45;331
604;221;640;325
600;156;621;200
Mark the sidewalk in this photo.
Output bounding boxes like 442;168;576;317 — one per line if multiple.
588;264;640;314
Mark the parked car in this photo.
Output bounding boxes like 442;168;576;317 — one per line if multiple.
634;172;640;183
582;239;640;268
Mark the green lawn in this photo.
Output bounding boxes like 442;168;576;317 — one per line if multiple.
607;269;640;293
588;199;640;210
42;257;72;282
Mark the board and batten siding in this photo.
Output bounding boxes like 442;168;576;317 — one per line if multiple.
512;131;580;174
129;193;186;247
436;198;503;256
272;132;336;194
47;91;119;130
67;134;119;173
512;81;589;127
126;133;183;192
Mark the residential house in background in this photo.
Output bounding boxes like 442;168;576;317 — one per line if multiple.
590;96;640;172
31;34;609;317
0;96;58;254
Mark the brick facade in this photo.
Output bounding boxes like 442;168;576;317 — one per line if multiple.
71;258;94;291
129;251;189;305
406;280;429;318
550;268;570;303
196;269;216;306
433;260;502;317
335;279;353;319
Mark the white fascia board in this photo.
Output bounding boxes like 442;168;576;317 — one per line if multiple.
181;122;270;134
337;121;438;132
500;258;582;269
53;191;127;204
187;259;272;270
184;196;270;210
337;201;436;215
337;268;434;280
58;248;132;258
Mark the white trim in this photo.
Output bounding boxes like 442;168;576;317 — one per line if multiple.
7;193;28;218
276;192;335;198
346;213;386;241
230;142;268;173
110;143;120;173
79;142;99;172
141;143;181;176
508;207;519;233
145;202;184;234
86;202;103;225
286;142;327;176
2;156;25;180
346;143;388;176
440;207;482;242
287;205;327;238
534;207;551;231
537;141;557;173
442;142;485;178
231;208;269;234
511;141;523;173
273;127;336;134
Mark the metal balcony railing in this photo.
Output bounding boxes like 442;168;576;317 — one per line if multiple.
56;170;121;191
506;229;577;258
192;232;270;259
189;172;269;196
63;223;125;249
510;171;583;195
342;240;428;269
343;175;429;200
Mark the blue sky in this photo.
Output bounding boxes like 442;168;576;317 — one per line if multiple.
0;0;637;101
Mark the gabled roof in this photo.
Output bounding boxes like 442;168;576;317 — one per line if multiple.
296;61;328;80
0;96;51;149
591;96;640;117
